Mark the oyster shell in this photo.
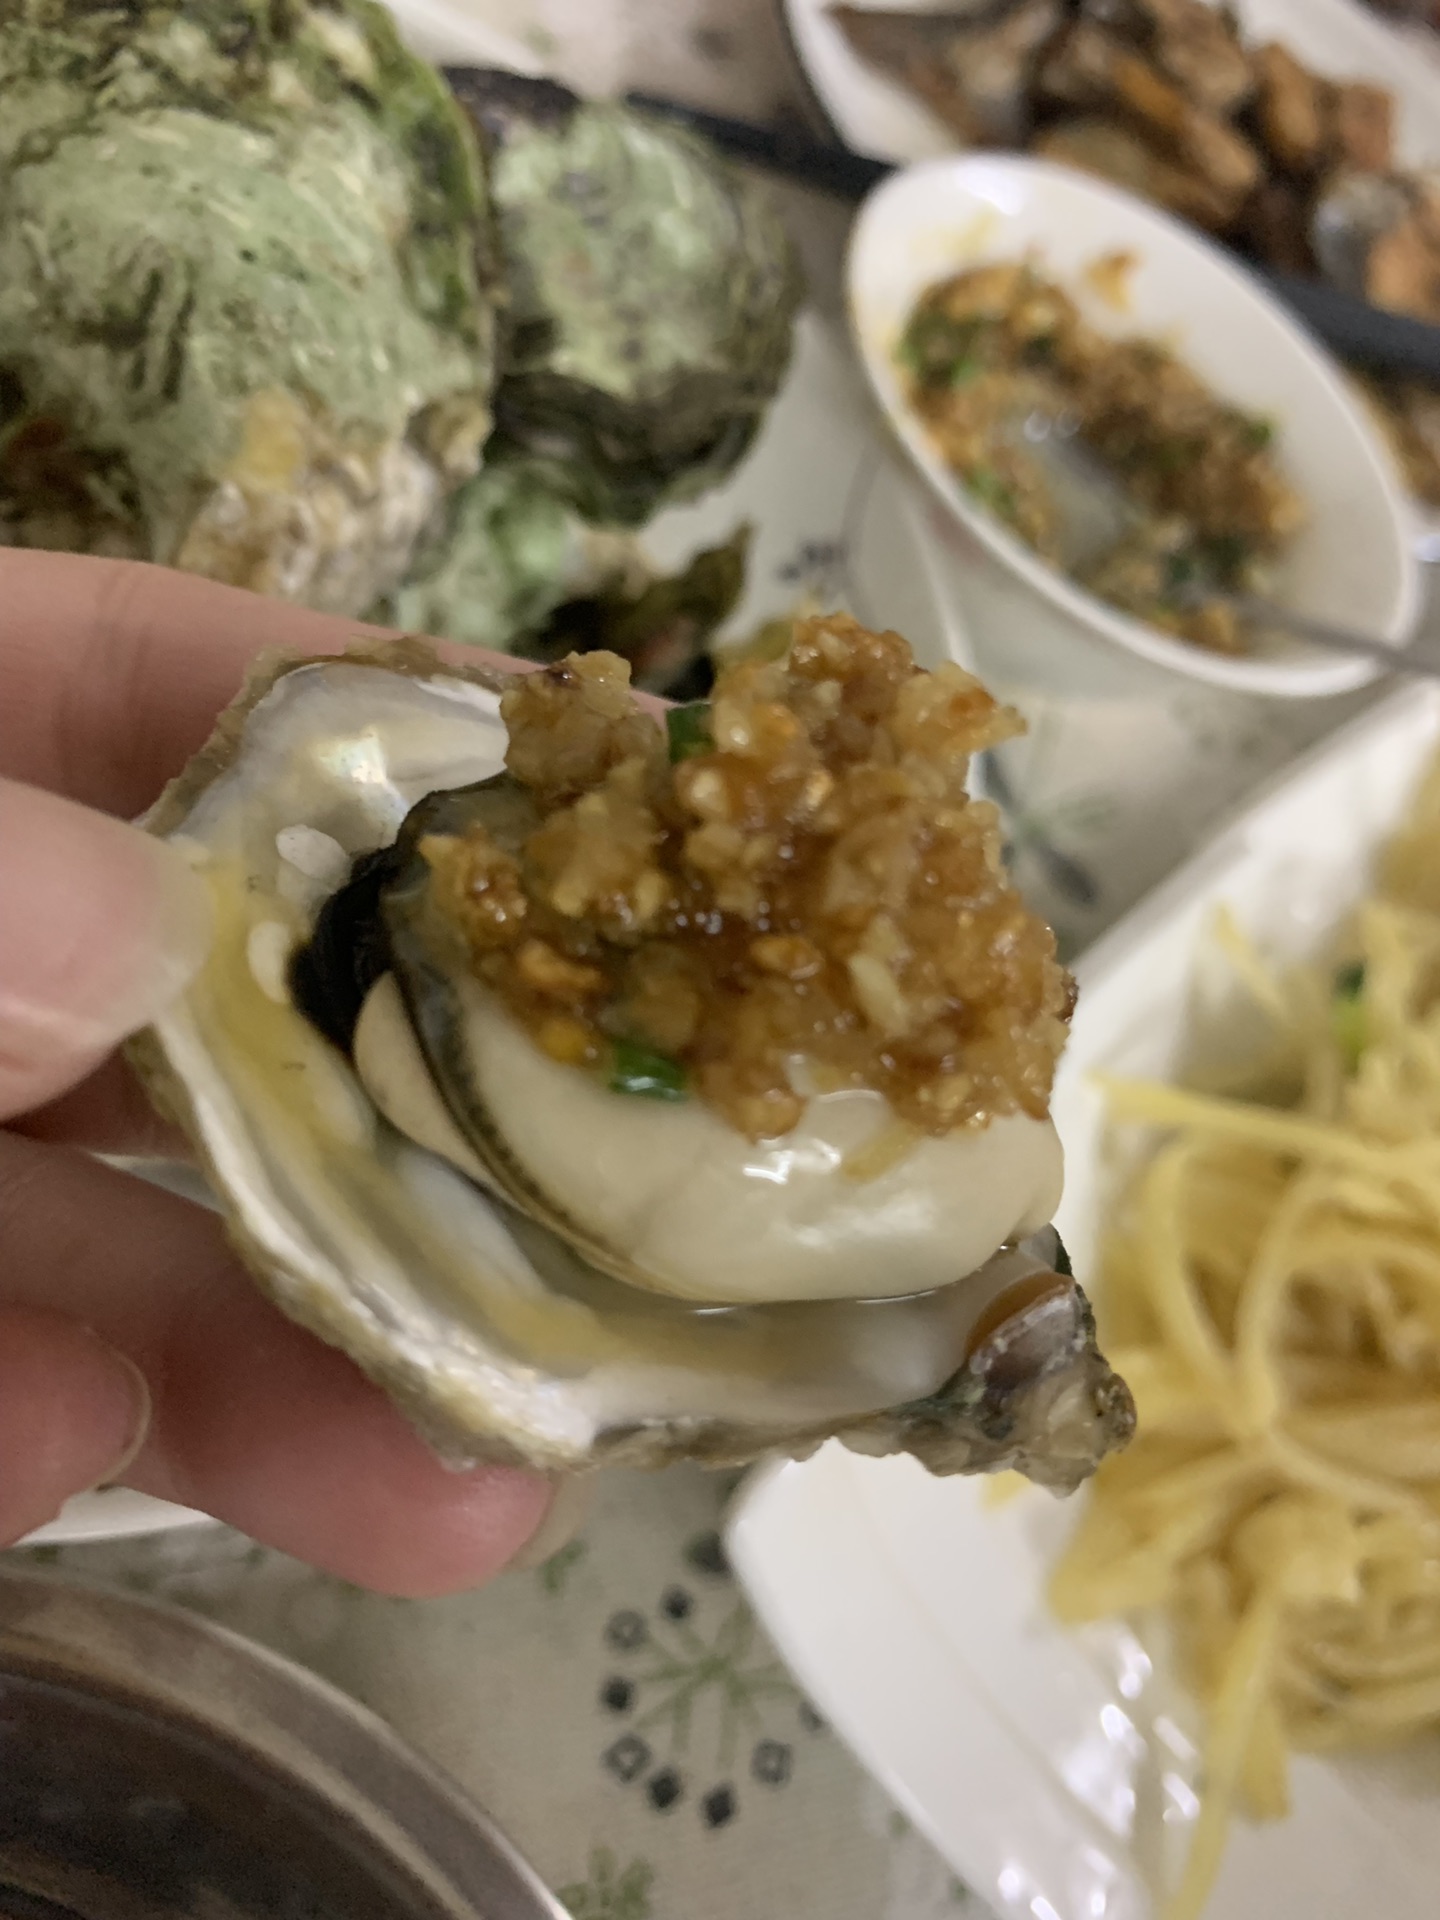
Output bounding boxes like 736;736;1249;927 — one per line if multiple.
376;463;577;652
133;642;1134;1487
382;462;746;700
446;69;803;527
0;0;497;615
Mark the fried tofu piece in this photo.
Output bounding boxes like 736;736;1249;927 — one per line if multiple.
1032;116;1240;232
1329;82;1395;174
1367;207;1440;323
1083;0;1253;118
829;2;1064;147
1252;41;1327;176
1039;22;1261;212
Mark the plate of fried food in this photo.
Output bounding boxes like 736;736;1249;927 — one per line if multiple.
782;0;1440;517
731;679;1440;1918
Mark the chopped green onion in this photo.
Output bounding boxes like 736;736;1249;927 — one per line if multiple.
1332;962;1367;1069
1335;961;1366;999
898;311;985;385
967;465;1016;518
666;702;712;763
1243;417;1275;450
610;1040;688;1101
949;356;983;387
1195;533;1251;584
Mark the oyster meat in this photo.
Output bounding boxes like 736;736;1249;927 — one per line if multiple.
134;620;1133;1487
0;0;497;616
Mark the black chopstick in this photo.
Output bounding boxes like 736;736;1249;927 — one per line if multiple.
626;92;892;201
622;90;1440;388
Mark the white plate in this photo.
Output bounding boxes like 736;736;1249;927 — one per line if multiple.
784;0;1440;172
847;152;1419;698
23;312;967;1550
729;683;1440;1920
21;1490;216;1549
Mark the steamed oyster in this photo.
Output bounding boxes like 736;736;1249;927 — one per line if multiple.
0;0;496;615
446;70;803;527
134;617;1133;1486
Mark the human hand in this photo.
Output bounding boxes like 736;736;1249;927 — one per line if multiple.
0;549;563;1591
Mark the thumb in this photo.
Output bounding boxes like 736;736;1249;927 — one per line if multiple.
0;778;211;1119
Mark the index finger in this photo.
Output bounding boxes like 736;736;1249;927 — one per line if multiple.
0;552;513;816
0;551;380;814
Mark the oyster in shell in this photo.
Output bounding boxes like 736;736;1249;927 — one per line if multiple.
377;463;577;653
446;69;803;527
378;459;747;699
0;0;497;616
133;625;1133;1487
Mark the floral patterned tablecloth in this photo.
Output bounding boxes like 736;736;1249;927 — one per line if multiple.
11;3;1440;1915
20;1470;990;1920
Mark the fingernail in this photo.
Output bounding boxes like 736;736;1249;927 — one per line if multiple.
507;1472;595;1571
0;1313;154;1547
88;1345;153;1490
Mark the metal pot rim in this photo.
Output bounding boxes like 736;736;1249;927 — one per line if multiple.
0;1565;567;1920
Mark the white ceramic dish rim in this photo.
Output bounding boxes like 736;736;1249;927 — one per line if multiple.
1065;676;1437;997
847;151;1422;699
19;1489;215;1548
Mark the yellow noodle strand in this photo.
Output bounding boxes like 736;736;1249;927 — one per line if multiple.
1165;1587;1282;1920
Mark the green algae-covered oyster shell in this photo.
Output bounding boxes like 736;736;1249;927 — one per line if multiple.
449;70;803;528
0;0;498;615
379;461;575;652
376;455;746;698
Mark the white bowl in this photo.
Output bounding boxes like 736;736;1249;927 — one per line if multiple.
847;153;1421;700
730;682;1440;1920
